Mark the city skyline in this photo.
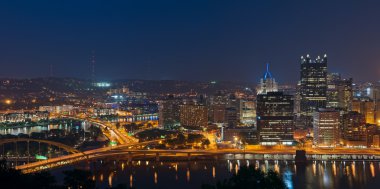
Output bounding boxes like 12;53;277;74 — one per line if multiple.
1;1;380;82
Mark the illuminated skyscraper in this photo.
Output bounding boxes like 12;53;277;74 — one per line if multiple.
341;111;367;147
313;108;340;147
208;91;227;124
299;54;328;127
326;73;353;111
159;95;181;129
179;102;208;128
352;97;375;124
256;92;294;145
256;63;278;95
239;100;256;127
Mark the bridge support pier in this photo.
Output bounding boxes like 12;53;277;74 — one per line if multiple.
27;141;30;164
156;153;160;162
187;153;191;161
14;142;18;166
214;155;218;160
127;152;132;163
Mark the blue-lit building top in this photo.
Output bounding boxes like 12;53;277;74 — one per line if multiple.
256;63;278;95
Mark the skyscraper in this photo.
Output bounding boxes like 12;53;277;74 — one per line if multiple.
326;73;353;111
159;95;181;129
299;54;328;127
341;111;367;147
179;102;208;128
208;91;227;124
256;63;278;95
313;108;340;147
256;92;295;145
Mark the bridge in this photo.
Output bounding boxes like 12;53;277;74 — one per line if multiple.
16;145;380;173
0;138;82;164
0;138;81;154
15;139;163;173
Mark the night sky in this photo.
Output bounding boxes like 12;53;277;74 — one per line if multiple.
1;1;380;83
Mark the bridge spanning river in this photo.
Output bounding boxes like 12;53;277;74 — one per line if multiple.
4;116;380;174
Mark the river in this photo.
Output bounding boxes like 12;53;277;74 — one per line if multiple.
51;159;380;189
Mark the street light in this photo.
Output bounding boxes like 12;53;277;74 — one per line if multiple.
4;99;11;105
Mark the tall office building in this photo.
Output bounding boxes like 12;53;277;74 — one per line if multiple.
256;92;295;145
326;73;353;111
341;111;367;147
373;83;380;125
159;95;181;129
256;63;278;95
179;102;208;128
239;100;256;127
299;54;328;127
225;94;240;127
352;97;375;124
313;109;340;147
208;91;227;124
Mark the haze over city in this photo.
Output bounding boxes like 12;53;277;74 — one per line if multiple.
1;1;380;82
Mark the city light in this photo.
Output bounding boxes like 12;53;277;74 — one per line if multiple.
4;99;12;105
1;2;380;188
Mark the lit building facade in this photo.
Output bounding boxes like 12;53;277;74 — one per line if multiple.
299;54;328;127
352;97;375;124
313;109;340;147
256;92;295;145
326;73;353;111
208;91;227;124
179;103;208;127
239;100;256;127
0;111;49;123
341;111;367;147
159;95;181;129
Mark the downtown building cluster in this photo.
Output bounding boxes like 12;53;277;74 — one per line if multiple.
159;54;380;148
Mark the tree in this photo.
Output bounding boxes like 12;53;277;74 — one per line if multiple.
0;159;59;189
202;139;211;148
202;166;286;189
63;169;95;189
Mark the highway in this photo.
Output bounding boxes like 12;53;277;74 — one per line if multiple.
15;140;162;173
12;115;380;174
62;115;138;144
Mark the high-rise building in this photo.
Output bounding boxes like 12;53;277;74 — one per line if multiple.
256;92;295;145
299;54;328;127
313;108;340;147
256;63;278;95
225;107;238;127
326;73;353;111
208;91;227;124
225;94;240;127
373;83;380;126
352;97;375;124
179;102;208;128
341;111;367;147
239;100;256;127
159;95;181;129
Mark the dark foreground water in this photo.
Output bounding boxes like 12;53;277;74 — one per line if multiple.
51;159;380;189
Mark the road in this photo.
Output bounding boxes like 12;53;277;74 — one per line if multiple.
62;115;138;144
16;139;162;173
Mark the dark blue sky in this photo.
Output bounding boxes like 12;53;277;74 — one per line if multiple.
1;0;380;83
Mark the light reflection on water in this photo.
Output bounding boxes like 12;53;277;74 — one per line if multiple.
51;159;380;189
0;121;90;135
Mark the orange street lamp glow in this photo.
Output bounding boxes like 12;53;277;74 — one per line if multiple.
5;99;12;105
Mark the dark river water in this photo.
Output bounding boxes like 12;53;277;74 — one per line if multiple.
51;159;380;189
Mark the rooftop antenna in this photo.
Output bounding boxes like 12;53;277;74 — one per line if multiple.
264;63;272;79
